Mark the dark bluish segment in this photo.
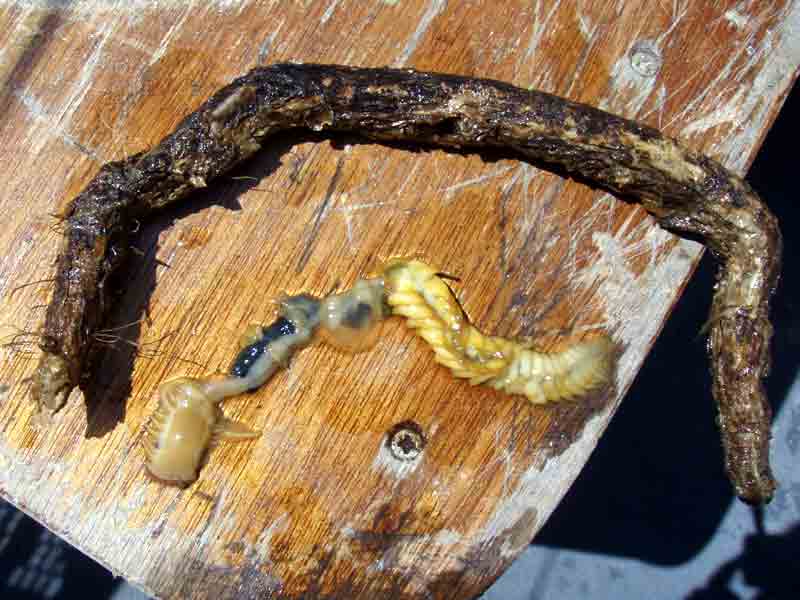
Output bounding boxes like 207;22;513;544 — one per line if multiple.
342;302;373;329
230;317;296;380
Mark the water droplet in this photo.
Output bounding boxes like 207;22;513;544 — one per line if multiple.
629;40;662;78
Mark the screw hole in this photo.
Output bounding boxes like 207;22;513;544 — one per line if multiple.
386;421;426;462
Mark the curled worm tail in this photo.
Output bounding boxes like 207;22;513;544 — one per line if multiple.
489;336;615;404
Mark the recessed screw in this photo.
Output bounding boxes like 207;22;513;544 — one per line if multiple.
386;421;426;462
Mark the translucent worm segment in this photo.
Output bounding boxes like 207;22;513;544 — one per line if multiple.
317;278;387;353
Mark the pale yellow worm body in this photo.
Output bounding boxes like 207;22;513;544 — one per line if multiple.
143;376;258;485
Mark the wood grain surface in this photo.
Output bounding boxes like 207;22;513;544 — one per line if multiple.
0;1;797;599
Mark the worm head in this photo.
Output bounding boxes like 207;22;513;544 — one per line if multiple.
143;377;259;486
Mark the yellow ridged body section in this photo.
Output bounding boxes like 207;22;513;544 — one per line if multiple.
382;259;615;404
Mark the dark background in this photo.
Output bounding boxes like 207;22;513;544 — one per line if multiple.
1;84;797;600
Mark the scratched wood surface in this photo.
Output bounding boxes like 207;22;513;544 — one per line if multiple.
0;1;797;599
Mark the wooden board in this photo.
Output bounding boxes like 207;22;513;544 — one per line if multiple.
0;1;797;598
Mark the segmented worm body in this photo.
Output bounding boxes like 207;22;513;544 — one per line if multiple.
383;259;615;404
229;279;386;385
145;261;613;486
34;63;781;502
230;294;321;389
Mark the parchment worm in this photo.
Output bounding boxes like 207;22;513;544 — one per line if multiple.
33;64;780;503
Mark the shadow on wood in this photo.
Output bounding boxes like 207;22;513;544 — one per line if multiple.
81;131;307;438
